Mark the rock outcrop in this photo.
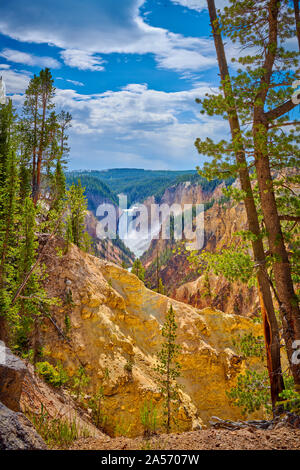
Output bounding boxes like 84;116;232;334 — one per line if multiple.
0;341;28;412
0;402;47;450
159;180;225;207
174;272;259;318
0;343;47;450
38;239;264;437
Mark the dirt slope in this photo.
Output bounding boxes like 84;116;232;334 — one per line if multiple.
70;427;300;450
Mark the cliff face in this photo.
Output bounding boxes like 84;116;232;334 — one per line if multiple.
143;194;259;317
159;180;225;206
174;273;259;318
141;180;227;285
85;211;135;267
39;239;264;437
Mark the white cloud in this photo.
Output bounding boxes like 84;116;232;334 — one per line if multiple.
170;0;228;11
52;82;228;169
157;48;216;71
54;82;222;137
0;48;61;69
0;65;31;94
57;77;84;87
60;50;105;71
0;0;216;73
170;0;207;12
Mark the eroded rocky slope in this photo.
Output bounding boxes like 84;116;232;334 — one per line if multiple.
36;239;264;437
143;196;259;317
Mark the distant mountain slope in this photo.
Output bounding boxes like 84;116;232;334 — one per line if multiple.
65;174;118;212
66;168;198;205
65;174;135;265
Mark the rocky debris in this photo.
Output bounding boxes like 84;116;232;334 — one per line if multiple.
70;426;300;450
210;414;300;431
0;341;27;411
0;401;47;450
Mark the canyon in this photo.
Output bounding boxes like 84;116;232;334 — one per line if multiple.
31;237;265;437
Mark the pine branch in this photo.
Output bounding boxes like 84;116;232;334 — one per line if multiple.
265;99;299;122
269;121;300;129
11;213;64;306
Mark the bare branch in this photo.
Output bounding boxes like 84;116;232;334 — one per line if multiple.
265;99;299;122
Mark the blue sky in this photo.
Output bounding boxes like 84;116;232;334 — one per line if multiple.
0;0;233;170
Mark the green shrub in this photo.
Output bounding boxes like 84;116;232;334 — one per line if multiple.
64;314;71;334
124;357;134;374
71;366;90;400
21;348;34;364
227;369;272;416
36;361;69;388
278;388;300;414
227;370;297;417
26;404;90;449
88;386;107;429
232;333;265;359
140;400;158;436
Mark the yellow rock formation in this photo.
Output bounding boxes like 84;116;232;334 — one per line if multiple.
40;240;264;437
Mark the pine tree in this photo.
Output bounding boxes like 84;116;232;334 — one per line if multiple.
0;102;19;340
199;0;284;411
132;258;145;281
0;70;72;350
22;68;55;203
82;230;93;254
23;74;41;197
47;159;66;232
0;100;14;187
19;163;32;201
65;180;88;250
197;0;299;395
220;0;300;388
13;197;41;353
155;305;181;433
294;0;300;49
34;68;55;204
0;149;19;338
57;110;72;168
157;278;165;295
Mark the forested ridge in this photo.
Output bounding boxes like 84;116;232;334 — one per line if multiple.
0;69;95;354
66;168;199;205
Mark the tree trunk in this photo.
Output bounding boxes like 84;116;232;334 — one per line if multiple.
253;124;300;386
252;0;300;386
31;94;38;197
33;94;46;205
206;0;284;408
166;352;171;433
294;0;300;51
